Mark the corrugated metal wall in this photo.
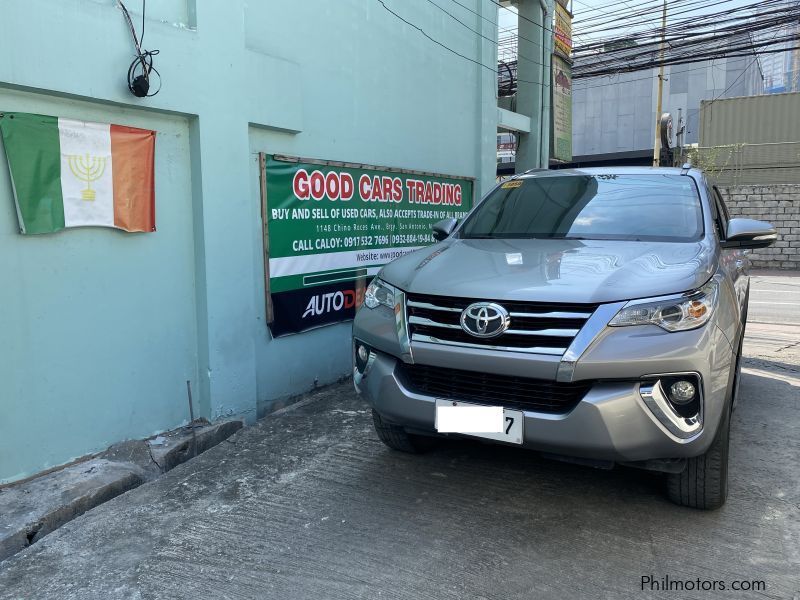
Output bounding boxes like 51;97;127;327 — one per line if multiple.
695;92;800;185
699;92;800;145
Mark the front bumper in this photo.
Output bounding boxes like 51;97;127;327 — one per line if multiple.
353;307;735;463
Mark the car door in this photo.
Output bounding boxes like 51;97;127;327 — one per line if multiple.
711;185;749;320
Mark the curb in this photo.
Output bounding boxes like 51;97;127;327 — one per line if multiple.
0;459;145;564
150;420;244;472
0;419;243;564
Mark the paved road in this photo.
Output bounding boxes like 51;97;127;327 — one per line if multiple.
749;271;800;326
0;273;798;600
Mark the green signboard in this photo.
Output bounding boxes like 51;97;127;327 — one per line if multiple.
261;154;474;336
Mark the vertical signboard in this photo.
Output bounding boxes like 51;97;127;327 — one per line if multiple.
554;1;573;60
551;55;573;162
261;154;474;336
552;0;573;163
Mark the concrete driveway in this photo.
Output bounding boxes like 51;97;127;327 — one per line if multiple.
1;273;798;600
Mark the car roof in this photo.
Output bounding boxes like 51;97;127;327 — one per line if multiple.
515;166;700;178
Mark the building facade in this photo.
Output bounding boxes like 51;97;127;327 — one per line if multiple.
0;0;500;483
571;44;763;163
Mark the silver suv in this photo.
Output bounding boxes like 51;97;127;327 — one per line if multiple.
352;167;776;509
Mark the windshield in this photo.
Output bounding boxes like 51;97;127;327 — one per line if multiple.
460;174;704;242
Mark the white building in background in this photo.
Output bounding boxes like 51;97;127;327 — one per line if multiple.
570;34;763;165
758;2;800;93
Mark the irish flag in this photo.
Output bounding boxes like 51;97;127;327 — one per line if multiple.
0;112;156;234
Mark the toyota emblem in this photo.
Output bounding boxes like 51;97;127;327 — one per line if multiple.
460;302;510;338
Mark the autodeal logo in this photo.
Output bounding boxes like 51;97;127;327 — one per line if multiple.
302;289;365;319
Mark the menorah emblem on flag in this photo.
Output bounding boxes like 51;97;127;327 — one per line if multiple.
66;153;108;201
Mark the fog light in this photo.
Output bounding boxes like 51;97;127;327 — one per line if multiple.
668;380;696;404
357;344;369;364
354;342;372;374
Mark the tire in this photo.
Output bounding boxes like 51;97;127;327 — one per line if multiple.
372;410;436;453
666;402;730;510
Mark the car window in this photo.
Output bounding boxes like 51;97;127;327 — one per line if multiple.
715;188;731;221
712;187;730;239
706;184;723;239
461;174;704;242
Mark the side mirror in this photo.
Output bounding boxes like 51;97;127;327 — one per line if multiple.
721;218;777;249
432;218;458;241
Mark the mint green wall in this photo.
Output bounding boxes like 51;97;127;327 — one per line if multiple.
0;89;198;481
0;0;498;482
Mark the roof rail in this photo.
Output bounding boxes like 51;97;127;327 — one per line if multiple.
505;167;548;181
680;162;692;175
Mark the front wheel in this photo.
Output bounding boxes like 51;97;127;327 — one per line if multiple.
666;404;730;510
372;410;436;453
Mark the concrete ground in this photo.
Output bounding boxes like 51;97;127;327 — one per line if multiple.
1;273;798;600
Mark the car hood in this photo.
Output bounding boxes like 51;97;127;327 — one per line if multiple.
380;238;716;304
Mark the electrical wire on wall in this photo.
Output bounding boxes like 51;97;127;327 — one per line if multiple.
119;0;161;98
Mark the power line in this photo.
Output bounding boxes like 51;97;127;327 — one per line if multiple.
574;0;789;49
488;0;552;33
572;62;712;89
376;0;549;83
492;0;793;80
700;25;785;115
573;0;687;30
572;0;686;23
575;0;794;45
426;0;498;44
426;0;551;69
574;0;733;32
445;0;498;26
446;0;795;81
439;0;555;50
372;0;596;95
573;0;638;20
376;0;494;73
573;0;784;44
569;43;798;90
377;0;792;99
574;36;800;78
571;1;800;78
572;0;645;40
575;0;665;17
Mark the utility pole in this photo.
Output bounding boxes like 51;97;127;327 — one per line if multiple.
652;0;667;166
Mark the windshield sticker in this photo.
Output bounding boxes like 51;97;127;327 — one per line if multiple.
501;180;523;189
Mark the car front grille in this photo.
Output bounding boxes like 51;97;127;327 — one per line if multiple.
396;362;592;414
406;292;598;355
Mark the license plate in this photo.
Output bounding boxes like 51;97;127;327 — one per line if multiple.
435;399;523;445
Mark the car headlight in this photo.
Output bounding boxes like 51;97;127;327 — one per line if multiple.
609;279;718;332
364;278;397;309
